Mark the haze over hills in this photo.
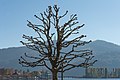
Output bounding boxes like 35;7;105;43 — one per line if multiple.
86;40;120;68
0;40;120;76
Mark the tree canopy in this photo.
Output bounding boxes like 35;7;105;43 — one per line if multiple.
19;5;97;80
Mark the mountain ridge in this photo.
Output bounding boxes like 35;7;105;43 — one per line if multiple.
0;40;120;49
1;40;120;76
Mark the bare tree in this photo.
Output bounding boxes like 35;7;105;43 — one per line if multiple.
19;5;97;80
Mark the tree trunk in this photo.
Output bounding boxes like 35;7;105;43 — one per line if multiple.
85;67;88;77
52;70;58;80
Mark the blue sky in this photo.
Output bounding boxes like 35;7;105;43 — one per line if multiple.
0;0;120;49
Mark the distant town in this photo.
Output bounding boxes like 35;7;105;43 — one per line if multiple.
85;67;120;78
1;67;120;80
0;68;50;80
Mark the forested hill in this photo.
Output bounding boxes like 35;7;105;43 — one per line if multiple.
0;40;120;76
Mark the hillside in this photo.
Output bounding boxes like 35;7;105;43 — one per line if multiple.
0;40;120;76
85;40;120;68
